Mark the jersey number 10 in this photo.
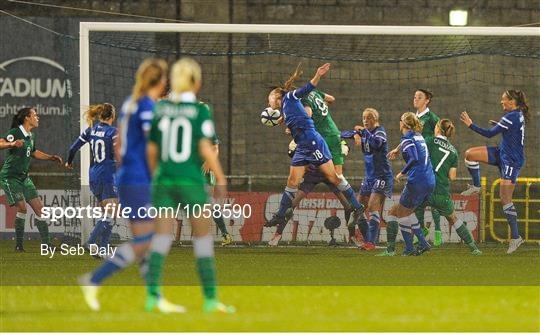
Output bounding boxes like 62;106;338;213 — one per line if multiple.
158;116;192;163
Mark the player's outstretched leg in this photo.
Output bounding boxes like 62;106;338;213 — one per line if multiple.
79;242;137;311
376;215;398;256
266;186;296;227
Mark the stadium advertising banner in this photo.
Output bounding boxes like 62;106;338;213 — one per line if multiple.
0;17;78;162
1;189;479;243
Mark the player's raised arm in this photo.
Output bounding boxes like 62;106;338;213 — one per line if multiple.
461;111;506;138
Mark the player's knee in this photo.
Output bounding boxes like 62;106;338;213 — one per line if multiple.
464;148;474;160
447;214;457;225
16;204;27;214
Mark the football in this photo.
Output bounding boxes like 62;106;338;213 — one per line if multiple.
260;107;281;127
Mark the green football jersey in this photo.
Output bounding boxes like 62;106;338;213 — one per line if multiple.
0;126;36;181
302;89;340;138
417;108;440;142
149;100;216;184
427;135;458;195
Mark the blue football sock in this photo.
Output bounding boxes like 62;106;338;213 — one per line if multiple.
337;179;362;210
99;220;113;248
368;211;380;243
277;186;296;217
87;220;106;245
412;223;430;249
399;224;414;253
503;203;520;239
465;160;481;187
90;243;135;285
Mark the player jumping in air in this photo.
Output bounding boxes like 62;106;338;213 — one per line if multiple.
0;107;63;251
379;112;434;256
342;108;393;251
66;103;118;256
415;119;482;254
265;63;365;234
79;59;184;313
146;57;234;313
461;90;529;254
267;140;353;246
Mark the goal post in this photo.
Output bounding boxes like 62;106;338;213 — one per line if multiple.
78;23;539;244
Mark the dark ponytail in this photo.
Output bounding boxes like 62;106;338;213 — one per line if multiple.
11;107;34;129
505;90;530;124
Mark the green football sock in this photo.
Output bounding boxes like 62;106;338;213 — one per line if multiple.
35;219;50;244
15;214;25;246
196;257;217;300
455;223;478;251
146;251;165;298
214;215;228;236
386;219;398;253
145;233;173;299
432;209;441;231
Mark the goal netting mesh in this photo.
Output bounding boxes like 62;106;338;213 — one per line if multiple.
2;18;538;245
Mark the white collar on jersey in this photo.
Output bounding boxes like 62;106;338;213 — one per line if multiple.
435;134;447;140
169;92;196;103
416;107;430;118
19;125;30;138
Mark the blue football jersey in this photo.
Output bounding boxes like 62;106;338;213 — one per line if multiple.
282;82;316;142
496;111;525;167
400;131;435;186
361;126;393;180
79;122;116;183
117;95;155;184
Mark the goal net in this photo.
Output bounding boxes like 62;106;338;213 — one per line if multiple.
68;24;540;245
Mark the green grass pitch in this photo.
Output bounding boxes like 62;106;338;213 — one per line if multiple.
1;241;539;331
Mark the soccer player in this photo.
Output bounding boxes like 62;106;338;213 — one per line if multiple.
265;63;365;232
267;140;353;246
79;59;183;313
460;90;529;254
66;103;118;255
146;57;234;313
415;119;482;254
342;108;393;251
389;89;441;243
379;112;434;256
0;107;63;251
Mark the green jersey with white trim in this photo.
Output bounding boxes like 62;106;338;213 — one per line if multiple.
0;126;36;181
302;89;340;138
418;109;440;142
149;100;216;183
427;135;458;195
